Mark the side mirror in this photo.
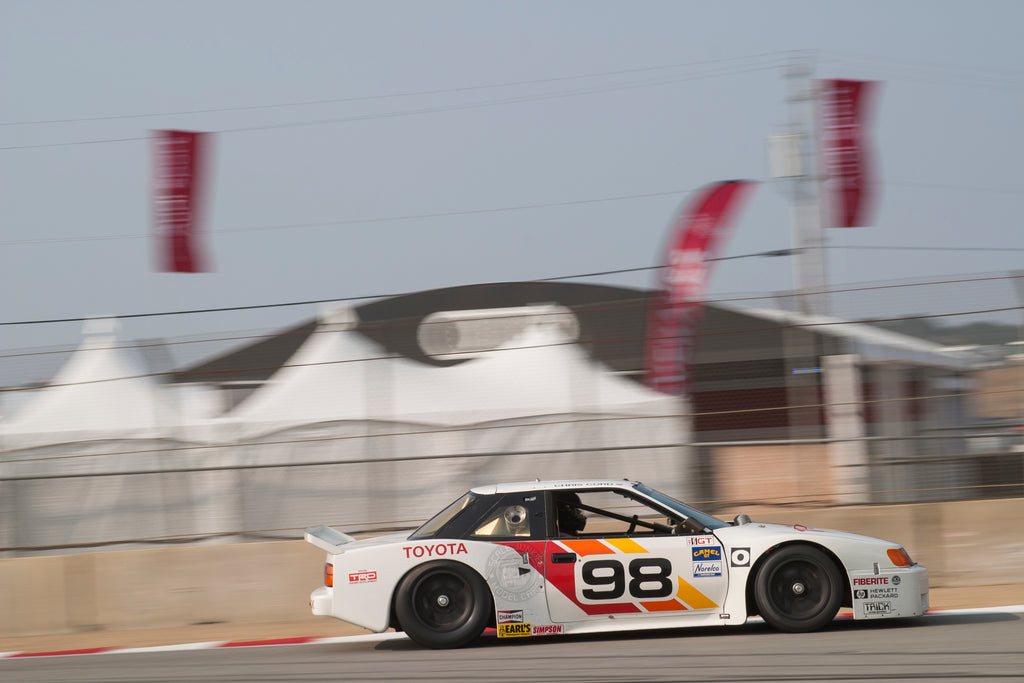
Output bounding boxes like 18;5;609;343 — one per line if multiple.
732;513;751;526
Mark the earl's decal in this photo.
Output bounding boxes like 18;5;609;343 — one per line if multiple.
497;622;532;638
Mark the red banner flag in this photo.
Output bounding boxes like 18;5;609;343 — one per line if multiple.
818;79;878;228
644;180;755;396
152;130;210;272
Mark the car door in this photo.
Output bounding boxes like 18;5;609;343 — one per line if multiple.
542;489;728;622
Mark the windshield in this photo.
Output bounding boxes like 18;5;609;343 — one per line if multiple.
409;492;478;539
635;484;729;531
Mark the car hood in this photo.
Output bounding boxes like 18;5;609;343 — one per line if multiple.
714;521;899;548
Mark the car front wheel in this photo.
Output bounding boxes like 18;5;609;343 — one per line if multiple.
754;545;843;632
395;560;491;649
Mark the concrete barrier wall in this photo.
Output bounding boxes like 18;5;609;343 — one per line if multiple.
2;498;1023;638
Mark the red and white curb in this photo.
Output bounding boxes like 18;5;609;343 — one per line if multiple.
0;631;408;660
3;606;1022;660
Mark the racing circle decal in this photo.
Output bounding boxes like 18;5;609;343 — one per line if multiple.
488;546;543;603
729;548;751;567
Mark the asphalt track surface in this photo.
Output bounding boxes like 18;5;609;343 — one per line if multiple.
3;610;1022;683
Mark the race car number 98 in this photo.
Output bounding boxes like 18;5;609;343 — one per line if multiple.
581;558;673;600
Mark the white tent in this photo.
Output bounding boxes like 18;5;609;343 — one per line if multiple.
222;305;690;535
1;319;177;450
230;305;677;436
0;320;241;556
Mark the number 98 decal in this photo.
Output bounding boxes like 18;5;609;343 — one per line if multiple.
580;558;673;601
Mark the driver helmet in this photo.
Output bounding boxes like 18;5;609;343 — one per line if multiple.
556;492;587;535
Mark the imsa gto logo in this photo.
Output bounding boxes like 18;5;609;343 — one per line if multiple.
497;622;532;638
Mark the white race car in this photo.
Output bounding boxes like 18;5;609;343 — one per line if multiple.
305;479;928;648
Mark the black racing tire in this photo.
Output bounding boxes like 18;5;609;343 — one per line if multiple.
394;560;491;649
754;545;843;633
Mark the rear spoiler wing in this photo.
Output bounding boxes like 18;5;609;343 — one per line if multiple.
304;525;356;554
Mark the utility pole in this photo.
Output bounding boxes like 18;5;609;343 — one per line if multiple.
770;53;829;316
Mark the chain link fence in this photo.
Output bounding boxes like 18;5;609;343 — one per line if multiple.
1;272;1021;557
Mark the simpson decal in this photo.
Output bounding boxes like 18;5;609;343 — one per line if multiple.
532;624;564;635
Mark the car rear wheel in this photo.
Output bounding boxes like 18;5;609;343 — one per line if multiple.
754;545;842;632
395;561;491;649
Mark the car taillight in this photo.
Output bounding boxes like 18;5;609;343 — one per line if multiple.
887;548;912;567
325;563;334;587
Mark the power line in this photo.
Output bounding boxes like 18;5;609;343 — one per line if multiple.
6;49;1019;130
4;180;1021;247
827;245;1024;253
823;48;1024;80
0;51;789;127
0;62;781;151
0;188;694;246
820;49;1024;93
1;269;1021;330
887;180;1024;196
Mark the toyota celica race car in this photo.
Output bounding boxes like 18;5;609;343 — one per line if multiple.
305;479;928;649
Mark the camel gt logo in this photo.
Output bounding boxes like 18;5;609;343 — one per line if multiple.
692;546;722;561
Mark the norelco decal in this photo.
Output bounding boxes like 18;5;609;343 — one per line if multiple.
497;623;532;638
729;548;751;567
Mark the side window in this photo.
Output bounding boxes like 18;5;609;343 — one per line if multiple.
552;489;679;537
467;493;544;540
472;504;532;538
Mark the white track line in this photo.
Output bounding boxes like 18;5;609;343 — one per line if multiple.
3;605;1022;659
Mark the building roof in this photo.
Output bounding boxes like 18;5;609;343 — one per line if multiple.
719;304;980;370
169;281;981;388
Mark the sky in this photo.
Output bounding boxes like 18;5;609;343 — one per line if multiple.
2;0;1023;371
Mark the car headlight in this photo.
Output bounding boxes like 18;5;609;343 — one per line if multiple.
887;547;913;567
